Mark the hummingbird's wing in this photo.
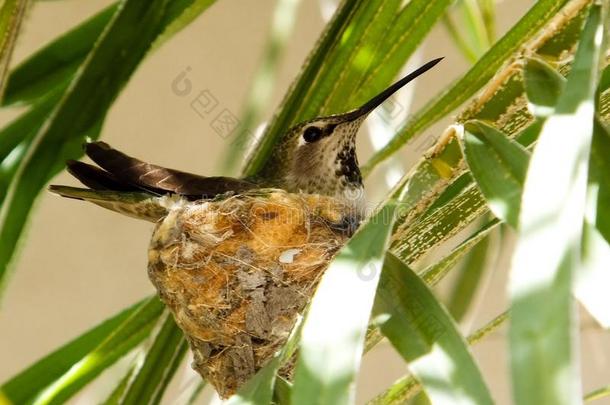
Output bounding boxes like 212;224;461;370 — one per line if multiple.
84;141;256;198
66;159;139;192
49;141;258;221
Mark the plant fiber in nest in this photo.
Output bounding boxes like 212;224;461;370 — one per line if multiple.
147;189;351;398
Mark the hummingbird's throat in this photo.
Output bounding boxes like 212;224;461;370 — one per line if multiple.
285;134;365;217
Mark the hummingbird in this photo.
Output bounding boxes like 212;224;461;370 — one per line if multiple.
49;58;442;221
47;58;443;398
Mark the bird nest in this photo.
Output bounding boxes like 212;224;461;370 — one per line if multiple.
147;189;351;398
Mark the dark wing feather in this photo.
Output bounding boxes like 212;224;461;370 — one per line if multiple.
66;160;138;192
84;141;256;199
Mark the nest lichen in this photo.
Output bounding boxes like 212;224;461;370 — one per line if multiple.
147;189;351;398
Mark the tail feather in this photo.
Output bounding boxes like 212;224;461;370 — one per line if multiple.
48;185;172;222
50;141;257;221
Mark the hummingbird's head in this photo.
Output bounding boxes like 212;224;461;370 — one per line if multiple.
261;58;443;213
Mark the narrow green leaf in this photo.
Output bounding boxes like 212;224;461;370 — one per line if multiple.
577;222;610;328
320;0;401;112
393;181;489;264
0;90;62;166
31;297;164;405
3;0;216;107
329;0;452;111
150;0;218;51
0;140;28;204
223;0;302;173
103;366;137;405
464;122;610;330
2;3;118;106
246;0;454;177
358;0;455;106
476;0;495;43
148;339;188;405
0;392;10;405
457;0;492;58
596;62;610;105
523;57;566;117
584;384;610;402
509;5;606;404
119;312;187;405
576;119;610;329
1;298;151;405
420;218;499;286
447;227;492;321
0;0;220;297
369;311;508;405
461;120;530;228
292;0;388;119
589;119;610;243
0;90;64;203
382;0;591;373
273;377;292;405
388;130;470;264
227;358;282;405
292;200;401;405
0;0;29;100
443;14;480;64
243;0;362;176
373;252;494;405
0;0;166;296
185;382;206;405
0;89;66;203
390;0;591;268
226;317;302;405
363;0;571;175
368;374;419;405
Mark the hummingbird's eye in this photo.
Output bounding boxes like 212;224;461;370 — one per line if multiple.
303;126;323;143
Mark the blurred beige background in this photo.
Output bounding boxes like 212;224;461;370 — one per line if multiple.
1;1;609;404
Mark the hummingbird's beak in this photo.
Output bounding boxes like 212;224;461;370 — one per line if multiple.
344;57;443;121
